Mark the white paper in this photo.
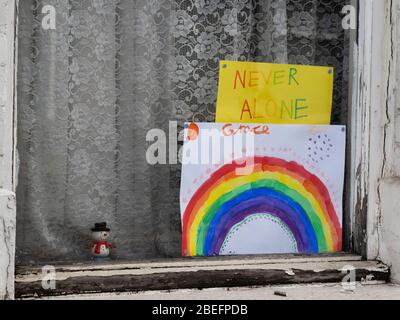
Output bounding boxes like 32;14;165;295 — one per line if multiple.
180;123;346;257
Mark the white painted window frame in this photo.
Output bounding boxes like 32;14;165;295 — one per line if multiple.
0;0;17;300
1;0;394;299
351;0;394;261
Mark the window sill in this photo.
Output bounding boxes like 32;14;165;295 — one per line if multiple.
15;253;389;298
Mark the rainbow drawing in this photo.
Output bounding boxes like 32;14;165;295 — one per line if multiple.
182;156;342;256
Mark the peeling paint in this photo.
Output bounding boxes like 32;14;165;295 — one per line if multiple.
14;259;390;298
285;270;295;276
357;0;400;283
0;192;16;300
0;0;16;300
15;259;387;283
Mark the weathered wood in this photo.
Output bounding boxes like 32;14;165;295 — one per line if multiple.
343;0;359;254
353;0;400;284
376;0;400;284
15;267;389;299
15;257;389;298
0;0;16;301
15;253;362;275
352;0;374;259
352;0;390;259
0;191;16;300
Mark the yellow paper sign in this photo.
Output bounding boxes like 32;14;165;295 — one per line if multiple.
215;60;334;124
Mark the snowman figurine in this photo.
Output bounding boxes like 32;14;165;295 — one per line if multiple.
91;222;112;260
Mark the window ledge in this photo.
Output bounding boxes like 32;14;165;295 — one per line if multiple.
15;254;389;298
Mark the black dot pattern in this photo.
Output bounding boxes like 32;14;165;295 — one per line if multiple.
307;134;334;164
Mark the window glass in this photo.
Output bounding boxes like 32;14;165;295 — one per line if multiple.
16;0;350;264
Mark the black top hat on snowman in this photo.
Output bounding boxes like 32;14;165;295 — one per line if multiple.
91;222;110;232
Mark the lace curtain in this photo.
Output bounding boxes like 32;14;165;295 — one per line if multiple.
16;0;349;264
